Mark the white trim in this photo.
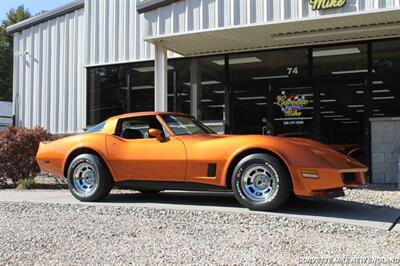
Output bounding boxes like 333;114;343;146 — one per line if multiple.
6;0;84;34
84;54;182;68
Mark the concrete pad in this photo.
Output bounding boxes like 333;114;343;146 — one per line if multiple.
0;190;399;231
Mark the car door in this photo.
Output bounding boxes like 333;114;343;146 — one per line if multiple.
105;115;187;182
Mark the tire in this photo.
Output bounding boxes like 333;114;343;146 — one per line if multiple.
67;154;113;202
139;189;162;194
231;153;292;211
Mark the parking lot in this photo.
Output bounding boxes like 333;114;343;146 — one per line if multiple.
0;187;399;265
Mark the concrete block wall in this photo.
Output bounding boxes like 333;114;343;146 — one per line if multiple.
370;117;400;185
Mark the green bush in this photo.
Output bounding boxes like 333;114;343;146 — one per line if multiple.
0;127;56;186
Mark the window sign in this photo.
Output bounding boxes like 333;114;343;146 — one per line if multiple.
274;90;313;127
277;91;310;118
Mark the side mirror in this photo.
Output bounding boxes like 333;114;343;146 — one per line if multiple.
148;128;165;142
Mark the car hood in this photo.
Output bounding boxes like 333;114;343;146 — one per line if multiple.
176;134;367;170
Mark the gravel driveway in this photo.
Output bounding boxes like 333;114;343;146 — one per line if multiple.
0;186;399;265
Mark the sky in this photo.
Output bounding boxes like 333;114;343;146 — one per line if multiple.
0;0;74;22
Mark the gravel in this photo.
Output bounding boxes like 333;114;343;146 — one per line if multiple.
0;194;399;265
340;184;400;209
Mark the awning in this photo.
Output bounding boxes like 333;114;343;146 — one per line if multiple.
145;8;400;57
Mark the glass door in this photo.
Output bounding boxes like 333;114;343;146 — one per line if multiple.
228;47;309;134
231;79;269;134
270;82;315;138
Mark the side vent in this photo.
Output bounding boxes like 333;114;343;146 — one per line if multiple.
207;163;217;177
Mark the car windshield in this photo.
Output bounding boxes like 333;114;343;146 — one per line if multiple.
162;115;215;135
86;121;105;133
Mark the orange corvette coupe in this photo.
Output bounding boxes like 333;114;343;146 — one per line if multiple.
36;112;367;210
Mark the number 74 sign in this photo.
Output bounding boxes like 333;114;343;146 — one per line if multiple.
286;67;299;76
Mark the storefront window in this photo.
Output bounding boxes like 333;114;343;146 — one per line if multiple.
372;39;400;117
87;62;155;125
313;44;368;77
314;44;368;163
173;56;225;132
229;48;309;134
230;48;309;82
87;66;127;126
319;80;365;146
129;62;155;112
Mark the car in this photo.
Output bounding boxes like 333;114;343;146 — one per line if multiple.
36;112;368;211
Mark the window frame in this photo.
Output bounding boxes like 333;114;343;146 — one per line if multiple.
115;115;170;140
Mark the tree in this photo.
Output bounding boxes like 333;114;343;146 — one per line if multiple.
0;6;31;102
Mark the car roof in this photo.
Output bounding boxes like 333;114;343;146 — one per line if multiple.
102;111;189;134
108;111;189;120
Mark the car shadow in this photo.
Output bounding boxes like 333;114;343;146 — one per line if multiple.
102;190;400;226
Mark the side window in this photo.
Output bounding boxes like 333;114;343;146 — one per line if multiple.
120;120;150;139
118;116;165;140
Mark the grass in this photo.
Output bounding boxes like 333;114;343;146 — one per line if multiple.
16;178;36;189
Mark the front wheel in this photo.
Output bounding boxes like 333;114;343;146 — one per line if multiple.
67;154;113;202
231;153;292;211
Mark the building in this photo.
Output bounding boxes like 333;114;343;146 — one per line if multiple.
6;0;400;185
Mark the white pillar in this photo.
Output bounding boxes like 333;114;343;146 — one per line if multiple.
190;59;198;118
154;41;168;112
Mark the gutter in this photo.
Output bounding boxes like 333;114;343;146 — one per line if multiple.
6;0;84;34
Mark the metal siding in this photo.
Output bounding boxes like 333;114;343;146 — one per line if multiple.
173;1;186;33
203;0;216;29
144;0;400;38
84;0;181;66
12;8;85;133
85;0;179;65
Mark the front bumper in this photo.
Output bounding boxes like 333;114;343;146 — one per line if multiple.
291;166;368;197
296;189;345;200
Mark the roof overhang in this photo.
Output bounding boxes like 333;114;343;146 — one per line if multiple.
6;0;84;34
145;8;400;57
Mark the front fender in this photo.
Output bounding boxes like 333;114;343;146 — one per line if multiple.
221;136;367;196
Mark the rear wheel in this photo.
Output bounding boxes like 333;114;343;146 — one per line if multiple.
67;154;113;202
231;153;291;211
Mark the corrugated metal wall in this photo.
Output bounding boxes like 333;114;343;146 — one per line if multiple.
144;0;400;38
12;8;86;133
84;0;178;66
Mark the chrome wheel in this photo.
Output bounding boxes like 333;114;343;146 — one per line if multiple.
240;164;279;202
72;162;99;195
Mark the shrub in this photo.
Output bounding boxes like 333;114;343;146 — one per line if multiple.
0;127;56;185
